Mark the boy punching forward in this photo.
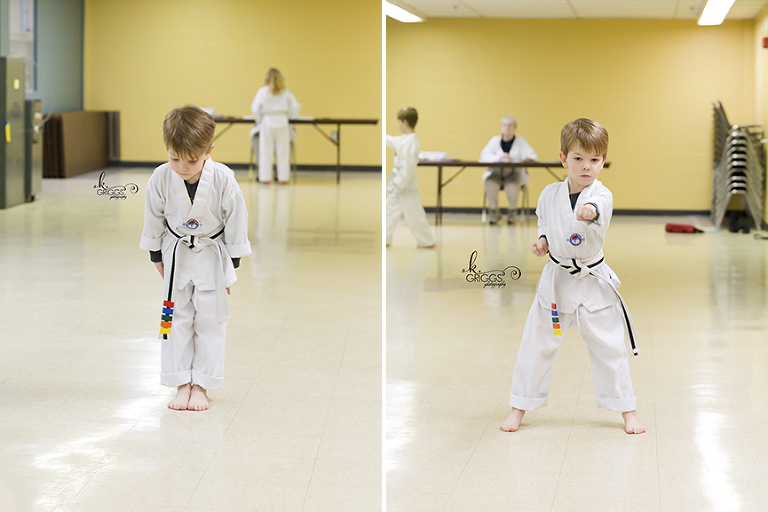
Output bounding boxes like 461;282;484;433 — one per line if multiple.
141;105;251;411
501;118;644;434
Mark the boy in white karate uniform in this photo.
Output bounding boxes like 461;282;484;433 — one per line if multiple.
501;118;644;434
386;106;435;248
141;105;252;411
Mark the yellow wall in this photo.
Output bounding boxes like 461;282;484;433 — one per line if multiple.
84;0;381;167
387;18;756;211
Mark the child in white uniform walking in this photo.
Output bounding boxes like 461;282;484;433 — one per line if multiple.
501;118;644;434
141;105;252;411
386;106;435;248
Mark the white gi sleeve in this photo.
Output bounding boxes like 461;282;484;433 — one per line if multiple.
251;88;266;123
582;187;613;236
386;134;411;190
518;137;538;161
479;136;500;162
536;189;549;240
286;90;301;118
140;172;166;252
386;135;398;192
221;180;252;258
393;136;417;190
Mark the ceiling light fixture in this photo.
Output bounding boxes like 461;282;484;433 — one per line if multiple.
385;1;424;23
698;0;736;26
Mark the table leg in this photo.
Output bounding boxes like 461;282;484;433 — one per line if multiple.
544;166;563;181
437;166;443;225
336;124;341;184
212;122;235;142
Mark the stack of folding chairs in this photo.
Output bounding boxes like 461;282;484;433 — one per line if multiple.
711;101;765;229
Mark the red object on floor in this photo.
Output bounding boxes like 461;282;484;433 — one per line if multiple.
665;223;702;233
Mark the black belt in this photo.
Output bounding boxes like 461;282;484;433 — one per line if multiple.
548;253;639;357
166;222;225;250
549;254;605;276
158;223;226;340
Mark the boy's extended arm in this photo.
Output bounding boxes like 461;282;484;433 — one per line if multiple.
579;188;612;236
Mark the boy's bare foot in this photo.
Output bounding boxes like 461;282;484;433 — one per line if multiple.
187;384;209;411
501;408;525;432
168;383;191;410
622;410;645;434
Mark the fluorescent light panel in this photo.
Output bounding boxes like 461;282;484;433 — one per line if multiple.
698;0;736;26
385;1;423;23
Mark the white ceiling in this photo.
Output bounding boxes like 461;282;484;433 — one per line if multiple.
389;0;768;20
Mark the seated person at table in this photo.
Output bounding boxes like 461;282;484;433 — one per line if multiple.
480;116;537;225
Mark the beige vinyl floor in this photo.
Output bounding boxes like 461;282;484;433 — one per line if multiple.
0;168;381;512
386;212;768;512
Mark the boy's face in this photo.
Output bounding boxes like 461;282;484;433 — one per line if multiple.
397;118;410;133
560;143;605;193
167;146;213;183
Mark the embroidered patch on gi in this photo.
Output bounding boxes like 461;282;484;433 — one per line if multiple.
568;233;584;246
184;218;200;230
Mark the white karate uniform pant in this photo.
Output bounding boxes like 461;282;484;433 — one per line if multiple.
509;299;636;412
386;189;435;247
259;124;290;183
161;282;226;390
484;168;529;212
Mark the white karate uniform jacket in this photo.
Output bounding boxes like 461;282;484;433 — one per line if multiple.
385;132;434;246
251;86;300;128
386;133;420;192
140;159;252;309
535;178;620;314
479;135;538;180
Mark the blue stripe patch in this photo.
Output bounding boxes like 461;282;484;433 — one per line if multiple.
162;307;174;315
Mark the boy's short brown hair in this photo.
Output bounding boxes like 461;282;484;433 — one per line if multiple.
560;118;609;156
163;105;216;159
397;106;418;129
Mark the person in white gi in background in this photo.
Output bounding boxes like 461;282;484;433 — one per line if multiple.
386;106;435;248
251;68;300;184
501;118;645;434
480;116;538;225
141;105;252;411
